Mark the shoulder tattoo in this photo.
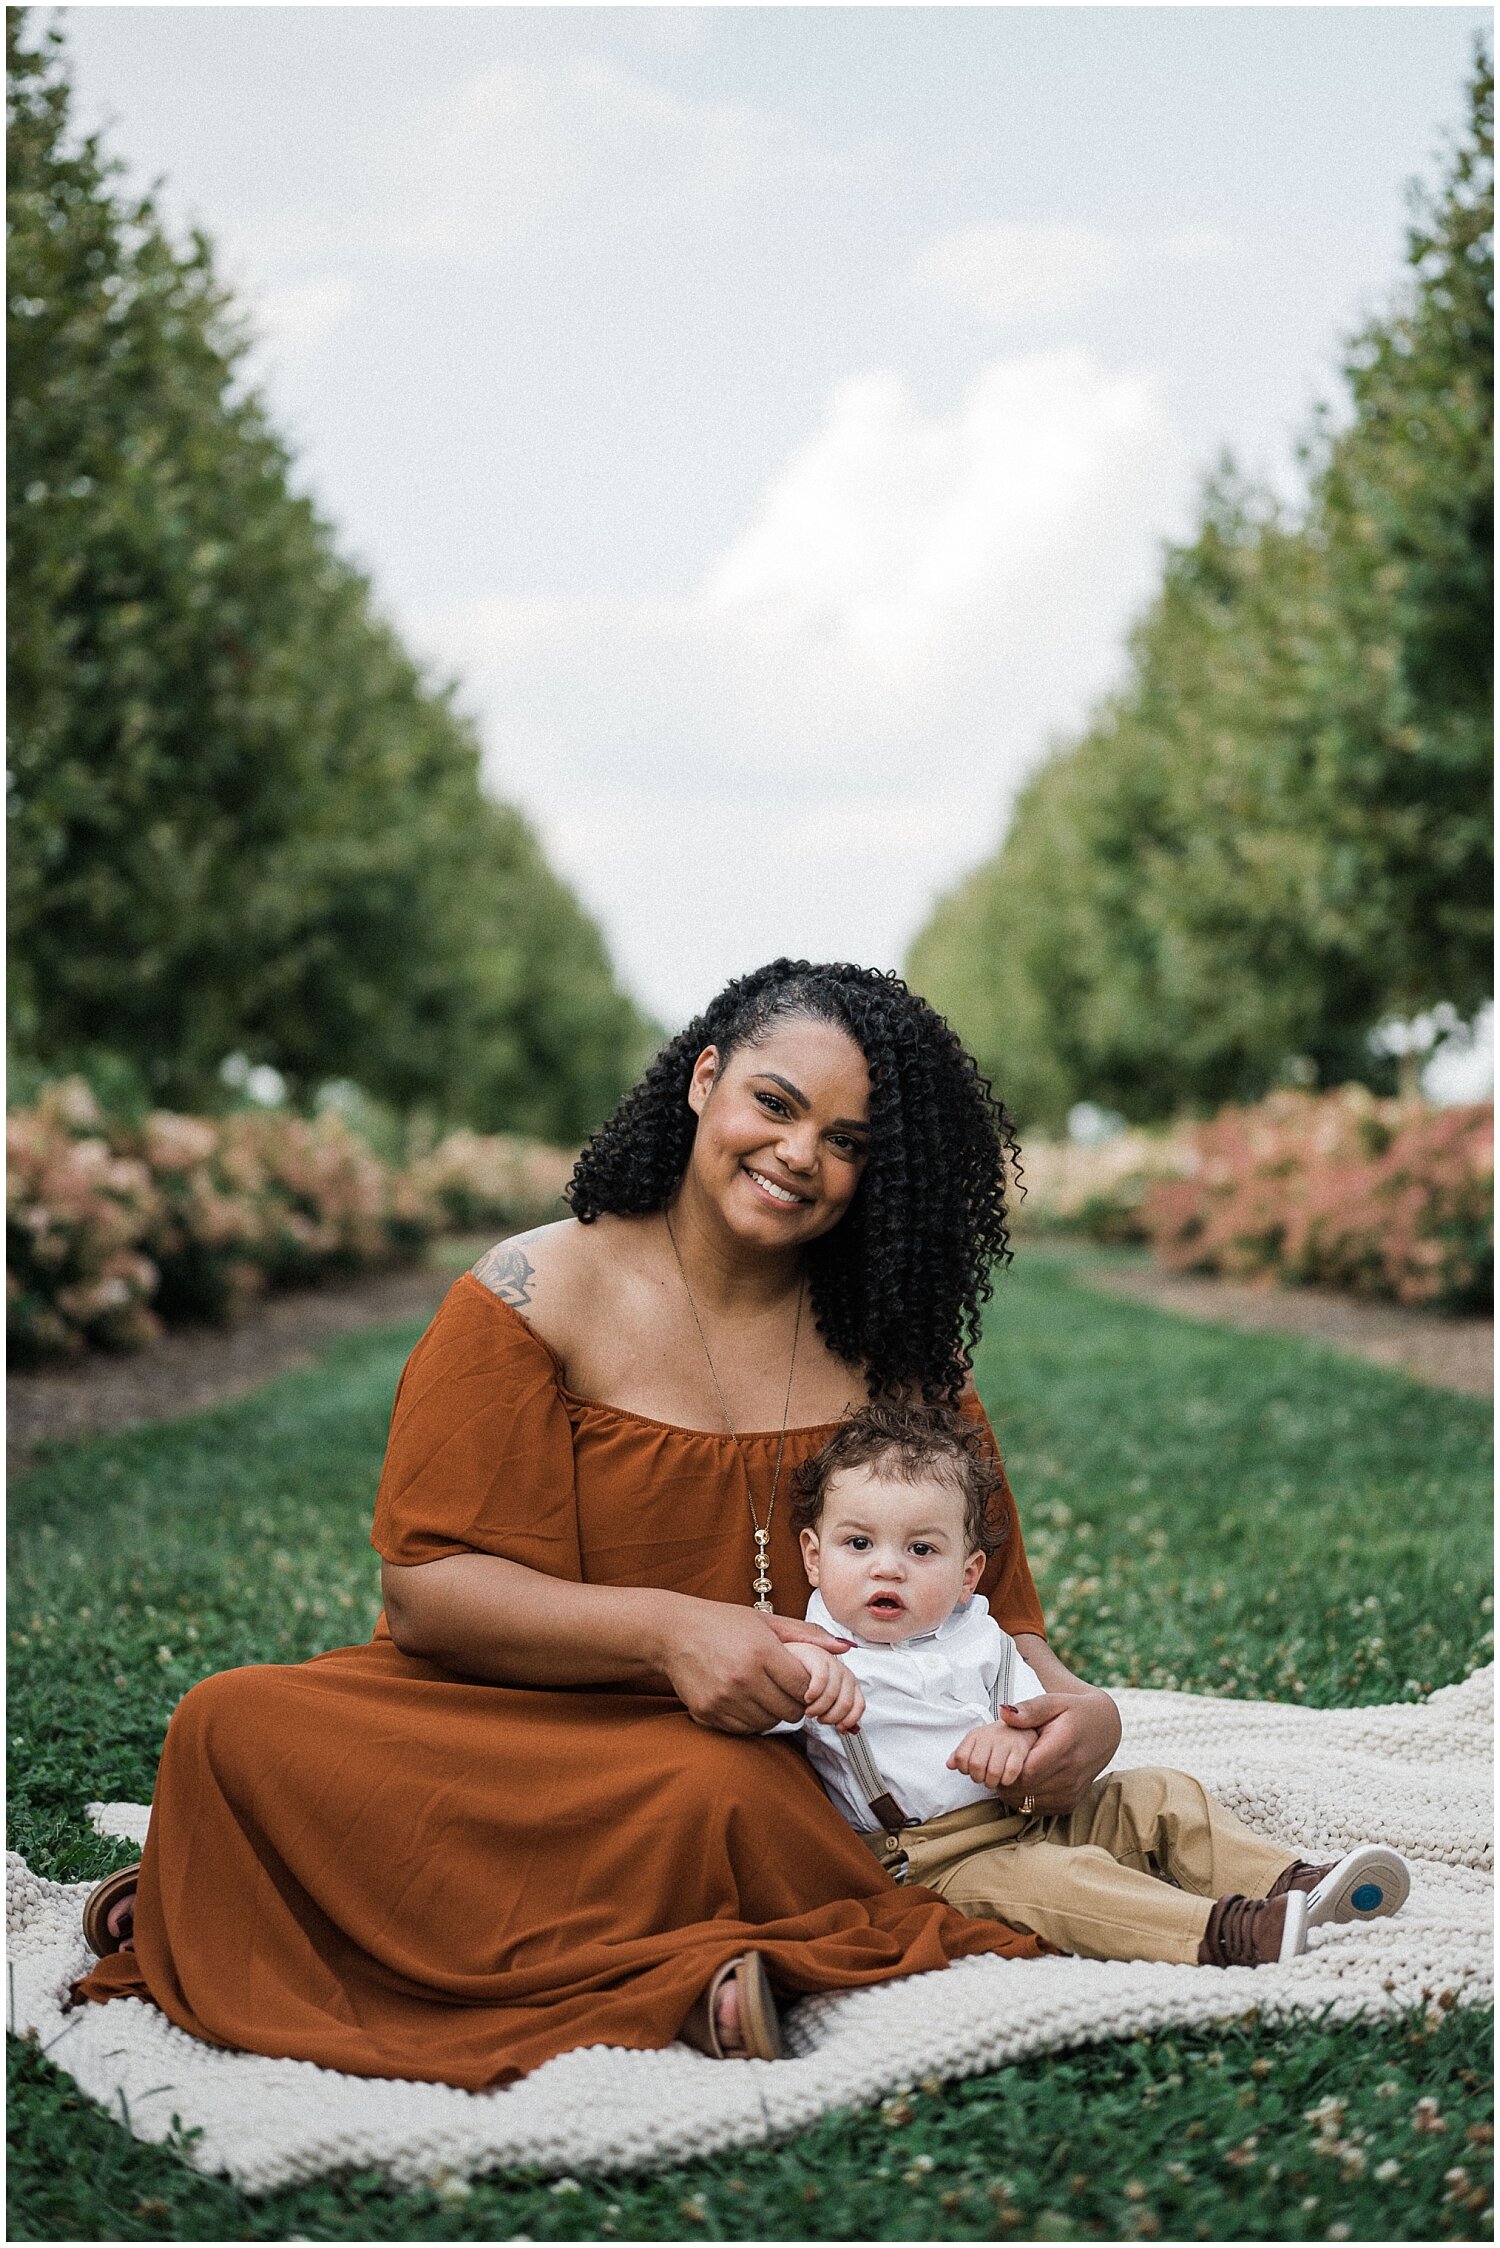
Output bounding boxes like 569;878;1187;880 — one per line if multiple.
471;1241;537;1308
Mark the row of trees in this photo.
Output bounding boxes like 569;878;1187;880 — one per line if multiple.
7;14;654;1144
911;48;1492;1131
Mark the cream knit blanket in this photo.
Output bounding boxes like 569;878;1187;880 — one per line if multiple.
8;1669;1491;2196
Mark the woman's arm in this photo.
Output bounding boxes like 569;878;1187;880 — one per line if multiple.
382;1553;852;1735
998;1634;1123;1815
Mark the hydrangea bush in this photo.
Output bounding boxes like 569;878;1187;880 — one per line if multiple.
1142;1089;1492;1312
7;1082;574;1360
1014;1128;1198;1243
7;1081;165;1359
406;1129;574;1238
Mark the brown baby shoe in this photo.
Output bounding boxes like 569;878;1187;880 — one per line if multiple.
1199;1889;1309;1967
1267;1859;1335;1898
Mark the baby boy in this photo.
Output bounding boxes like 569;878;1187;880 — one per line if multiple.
777;1401;1409;1969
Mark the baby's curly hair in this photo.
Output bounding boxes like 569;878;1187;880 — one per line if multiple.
567;959;1022;1402
790;1401;1007;1558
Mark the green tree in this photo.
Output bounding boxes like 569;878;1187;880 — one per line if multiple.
7;12;651;1138
1310;42;1493;1037
911;46;1492;1129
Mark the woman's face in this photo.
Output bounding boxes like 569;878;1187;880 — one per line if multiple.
684;1014;872;1249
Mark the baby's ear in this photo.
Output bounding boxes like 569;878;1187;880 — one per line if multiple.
799;1526;821;1585
961;1549;986;1597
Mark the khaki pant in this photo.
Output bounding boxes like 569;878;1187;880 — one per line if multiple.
861;1766;1298;1966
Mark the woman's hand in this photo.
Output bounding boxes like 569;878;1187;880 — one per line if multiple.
660;1602;855;1735
995;1688;1122;1815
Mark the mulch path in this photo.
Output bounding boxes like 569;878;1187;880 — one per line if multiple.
8;1264;457;1477
1075;1258;1492;1399
10;1249;1490;1478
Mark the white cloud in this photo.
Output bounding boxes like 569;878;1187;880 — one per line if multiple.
411;348;1194;1022
914;221;1229;326
235;56;822;272
703;352;1173;693
248;276;360;367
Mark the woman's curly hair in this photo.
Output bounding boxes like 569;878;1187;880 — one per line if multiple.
566;959;1023;1402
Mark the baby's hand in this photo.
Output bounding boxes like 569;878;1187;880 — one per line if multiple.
948;1721;1040;1792
785;1644;866;1733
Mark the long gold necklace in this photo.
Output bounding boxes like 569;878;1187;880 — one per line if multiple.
664;1210;805;1614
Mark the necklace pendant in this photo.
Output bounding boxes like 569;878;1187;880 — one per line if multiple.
753;1528;772;1609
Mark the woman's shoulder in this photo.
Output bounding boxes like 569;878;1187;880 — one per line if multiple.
469;1217;580;1312
467;1214;634;1368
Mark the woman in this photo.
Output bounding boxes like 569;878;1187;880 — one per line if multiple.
76;959;1122;2081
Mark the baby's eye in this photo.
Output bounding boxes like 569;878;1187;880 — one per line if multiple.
910;1543;936;1558
845;1534;871;1551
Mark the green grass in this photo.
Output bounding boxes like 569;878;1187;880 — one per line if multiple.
8;1251;1493;2240
10;2009;1493;2242
975;1253;1493;1706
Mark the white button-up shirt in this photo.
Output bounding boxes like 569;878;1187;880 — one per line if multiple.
781;1587;1046;1832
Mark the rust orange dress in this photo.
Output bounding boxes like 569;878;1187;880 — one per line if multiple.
75;1276;1049;2087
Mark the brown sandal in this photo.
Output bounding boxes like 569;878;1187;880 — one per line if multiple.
82;1864;141;1957
680;1951;784;2061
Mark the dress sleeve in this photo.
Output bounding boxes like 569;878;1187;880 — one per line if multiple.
958;1390;1047;1641
370;1277;583;1579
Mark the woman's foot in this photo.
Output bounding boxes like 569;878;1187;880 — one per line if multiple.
82;1864;141;1958
713;1974;745;2055
681;1952;784;2060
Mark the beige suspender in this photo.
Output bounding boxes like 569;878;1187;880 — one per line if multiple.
991;1635;1017;1718
842;1726;908;1833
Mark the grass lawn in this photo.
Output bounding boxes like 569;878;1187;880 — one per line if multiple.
8;1250;1493;2241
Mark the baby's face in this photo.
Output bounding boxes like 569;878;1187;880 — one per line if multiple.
800;1462;985;1644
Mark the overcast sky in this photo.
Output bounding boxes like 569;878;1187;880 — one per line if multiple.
59;5;1487;1033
